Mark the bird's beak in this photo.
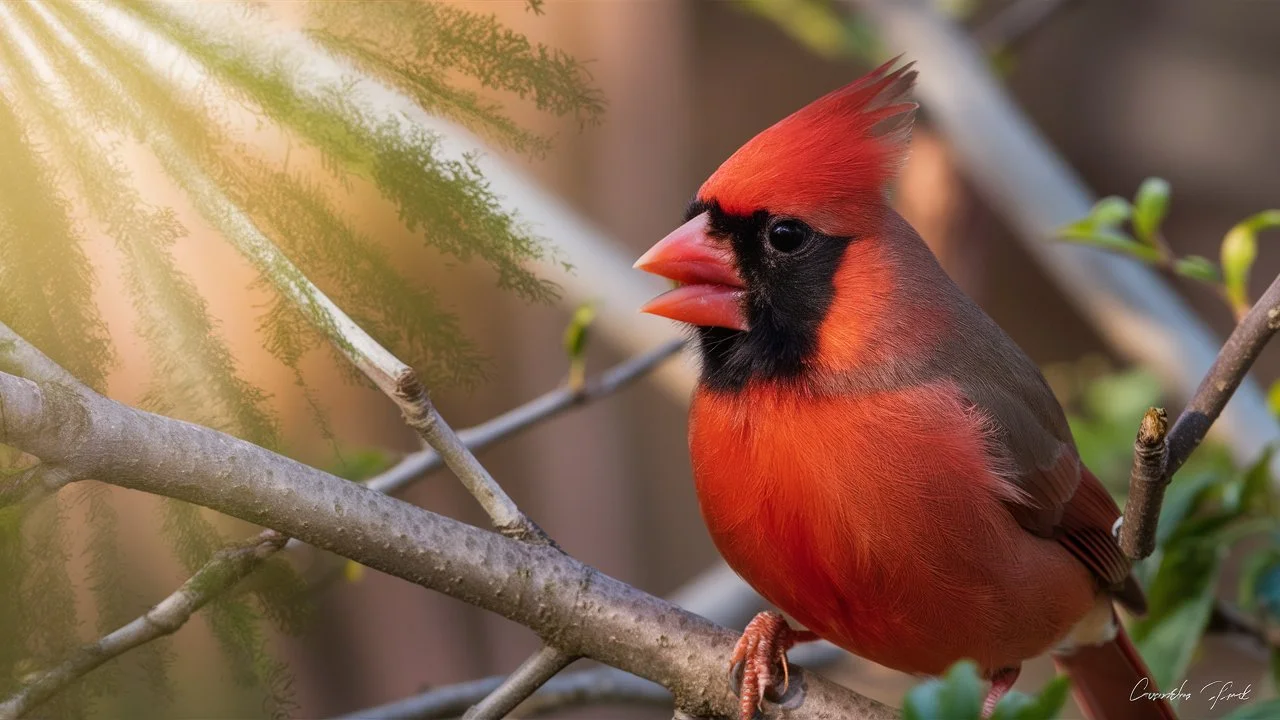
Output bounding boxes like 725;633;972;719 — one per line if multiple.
633;212;748;331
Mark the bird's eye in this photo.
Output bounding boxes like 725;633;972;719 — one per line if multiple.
765;219;811;254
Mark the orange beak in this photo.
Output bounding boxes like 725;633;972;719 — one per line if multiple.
634;213;748;331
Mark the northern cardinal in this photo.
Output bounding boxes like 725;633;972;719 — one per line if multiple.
635;59;1175;720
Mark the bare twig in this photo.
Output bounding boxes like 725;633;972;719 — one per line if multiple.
333;666;670;720
464;645;577;720
0;530;287;720
364;339;686;497
1118;408;1170;560
1166;274;1280;475
1117;272;1280;558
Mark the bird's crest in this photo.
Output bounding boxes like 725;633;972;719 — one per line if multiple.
699;57;917;230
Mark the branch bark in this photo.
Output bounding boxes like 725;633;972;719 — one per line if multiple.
363;338;686;497
0;338;894;720
463;645;577;720
1119;273;1280;560
333;666;670;720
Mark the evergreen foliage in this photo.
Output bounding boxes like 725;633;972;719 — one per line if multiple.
0;1;601;716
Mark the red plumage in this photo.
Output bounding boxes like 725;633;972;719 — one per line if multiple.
637;58;1177;720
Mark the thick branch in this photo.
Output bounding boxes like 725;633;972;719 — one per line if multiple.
0;369;893;720
0;530;286;720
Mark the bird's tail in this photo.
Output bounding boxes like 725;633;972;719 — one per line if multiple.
1052;623;1177;720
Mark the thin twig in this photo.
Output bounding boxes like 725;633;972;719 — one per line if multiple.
464;645;577;720
364;339;687;497
1166;273;1280;475
1118;272;1280;560
0;530;287;720
332;666;670;720
1118;408;1169;560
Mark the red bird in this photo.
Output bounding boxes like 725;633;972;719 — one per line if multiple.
635;59;1175;720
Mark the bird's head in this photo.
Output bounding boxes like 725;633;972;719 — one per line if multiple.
635;59;919;391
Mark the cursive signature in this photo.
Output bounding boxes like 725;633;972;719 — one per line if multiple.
1201;680;1253;710
1130;677;1253;710
1131;677;1192;703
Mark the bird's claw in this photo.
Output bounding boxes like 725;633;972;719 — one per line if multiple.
729;611;795;720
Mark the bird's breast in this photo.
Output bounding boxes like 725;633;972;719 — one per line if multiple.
688;379;1096;675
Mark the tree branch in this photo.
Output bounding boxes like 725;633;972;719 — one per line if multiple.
0;530;287;720
0;340;893;720
1118;272;1280;560
463;645;577;720
1118;408;1169;561
333;666;670;720
363;339;686;497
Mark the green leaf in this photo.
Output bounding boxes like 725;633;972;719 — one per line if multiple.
1091;195;1134;228
904;660;985;720
1269;379;1280;419
1238;446;1275;515
1233;545;1274;607
990;675;1071;720
1155;471;1221;547
1221;210;1280;314
1132;543;1225;689
562;301;597;361
1223;225;1259;313
1132;177;1171;245
1173;255;1221;284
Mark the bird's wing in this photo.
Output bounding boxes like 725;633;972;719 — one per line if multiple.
964;378;1146;613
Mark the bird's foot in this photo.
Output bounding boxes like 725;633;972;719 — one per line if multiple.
982;666;1021;718
729;611;818;720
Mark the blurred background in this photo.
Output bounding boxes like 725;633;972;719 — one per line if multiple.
7;1;1280;718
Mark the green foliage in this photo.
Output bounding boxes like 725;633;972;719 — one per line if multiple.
0;89;112;392
903;660;1069;720
1058;179;1280;319
120;0;567;310
1037;362;1280;709
563;301;596;389
1057;193;1163;264
1132;177;1171;247
0;2;598;715
1221;210;1280;318
306;0;604;140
